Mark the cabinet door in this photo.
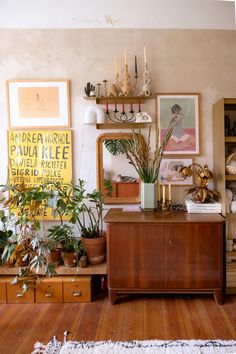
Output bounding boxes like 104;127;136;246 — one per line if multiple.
107;224;165;289
165;223;223;289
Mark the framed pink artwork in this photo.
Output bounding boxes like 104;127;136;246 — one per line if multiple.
156;93;200;155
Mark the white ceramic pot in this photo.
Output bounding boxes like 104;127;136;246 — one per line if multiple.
141;182;157;211
230;200;236;214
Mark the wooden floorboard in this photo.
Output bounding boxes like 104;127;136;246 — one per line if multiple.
0;294;236;353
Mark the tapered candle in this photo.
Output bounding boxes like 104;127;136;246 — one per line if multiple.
130;101;133;111
114;100;117;110
163;185;165;203
144;46;147;63
122;101;125;112
138;99;141;112
106;101;109;114
168;184;171;201
135;55;138;76
114;56;118;76
124;48;127;65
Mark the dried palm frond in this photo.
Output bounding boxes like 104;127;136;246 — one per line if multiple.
121;125;173;183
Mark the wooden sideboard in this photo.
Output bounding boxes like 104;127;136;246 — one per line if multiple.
104;209;225;304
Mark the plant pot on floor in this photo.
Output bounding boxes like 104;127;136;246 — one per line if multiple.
81;235;106;265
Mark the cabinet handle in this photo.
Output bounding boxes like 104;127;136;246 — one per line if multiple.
16;292;24;298
73;291;82;297
45;292;53;297
168;240;173;245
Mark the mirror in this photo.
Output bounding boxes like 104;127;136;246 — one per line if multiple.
96;133;140;204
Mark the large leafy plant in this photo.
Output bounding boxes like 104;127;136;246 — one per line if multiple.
47;179;104;238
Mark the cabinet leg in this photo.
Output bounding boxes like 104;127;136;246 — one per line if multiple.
214;290;224;305
108;289;116;304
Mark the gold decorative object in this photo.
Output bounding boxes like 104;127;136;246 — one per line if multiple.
179;163;220;203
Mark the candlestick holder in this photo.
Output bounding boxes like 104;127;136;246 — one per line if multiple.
106;106;136;123
141;62;152;96
103;80;108;97
108;73;123;97
121;64;133;96
133;76;140;96
158;200;172;212
96;83;101;97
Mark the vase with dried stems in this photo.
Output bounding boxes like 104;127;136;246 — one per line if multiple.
118;125;173;210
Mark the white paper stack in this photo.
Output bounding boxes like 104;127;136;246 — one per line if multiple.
185;197;222;213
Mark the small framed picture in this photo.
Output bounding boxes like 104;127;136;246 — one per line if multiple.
159;158;193;185
7;79;70;128
156;93;200;155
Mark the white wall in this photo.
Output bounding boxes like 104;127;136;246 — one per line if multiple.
1;29;236;203
0;0;234;29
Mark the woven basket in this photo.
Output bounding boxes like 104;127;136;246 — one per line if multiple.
226;152;236;175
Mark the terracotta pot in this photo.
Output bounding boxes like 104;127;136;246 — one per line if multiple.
81;235;106;265
61;251;77;267
46;249;61;266
15;256;29;267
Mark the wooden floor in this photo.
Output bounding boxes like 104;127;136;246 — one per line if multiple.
0;293;236;354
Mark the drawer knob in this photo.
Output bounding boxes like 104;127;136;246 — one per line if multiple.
73;291;82;297
16;292;24;298
45;292;53;297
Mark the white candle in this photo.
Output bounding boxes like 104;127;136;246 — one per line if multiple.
144;46;147;63
114;56;118;76
124;48;127;65
163;185;165;203
168;184;171;201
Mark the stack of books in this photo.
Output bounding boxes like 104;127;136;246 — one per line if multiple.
185;197;222;213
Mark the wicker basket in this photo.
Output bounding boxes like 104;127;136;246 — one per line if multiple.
226;152;236;175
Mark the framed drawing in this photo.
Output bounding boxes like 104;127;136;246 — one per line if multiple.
156;93;200;155
7;80;70;128
159;158;193;185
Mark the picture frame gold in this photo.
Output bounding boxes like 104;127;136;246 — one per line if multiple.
7;79;71;129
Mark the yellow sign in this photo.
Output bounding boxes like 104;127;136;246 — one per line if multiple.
8;130;72;186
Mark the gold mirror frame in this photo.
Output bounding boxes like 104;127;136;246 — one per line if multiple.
96;133;140;204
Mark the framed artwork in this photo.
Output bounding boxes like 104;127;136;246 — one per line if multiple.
7;80;70;128
156;93;200;155
159;158;193;185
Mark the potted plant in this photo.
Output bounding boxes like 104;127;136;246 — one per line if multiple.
0;181;58;275
47;179;106;265
47;224;81;267
104;126;173;210
0;211;17;266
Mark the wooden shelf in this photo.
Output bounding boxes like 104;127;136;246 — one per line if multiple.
96;122;151;130
84;96;154;104
0;262;107;276
226;213;236;219
225;175;236;181
225;136;236;143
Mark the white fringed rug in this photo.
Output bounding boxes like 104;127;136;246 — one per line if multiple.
32;338;236;354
